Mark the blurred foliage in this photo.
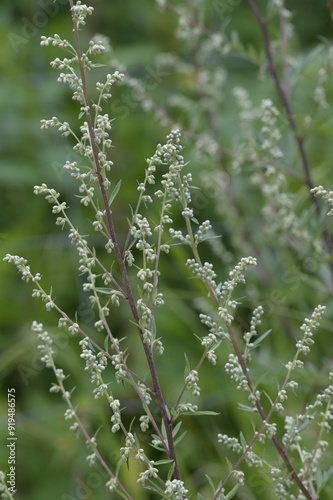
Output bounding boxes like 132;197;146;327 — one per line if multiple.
1;1;333;499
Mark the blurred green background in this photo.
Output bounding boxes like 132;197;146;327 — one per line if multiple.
1;1;333;499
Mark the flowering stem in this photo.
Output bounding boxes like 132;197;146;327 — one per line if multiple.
225;319;313;499
180;188;313;498
96;294;167;448
294;391;333;500
68;0;181;480
52;362;134;499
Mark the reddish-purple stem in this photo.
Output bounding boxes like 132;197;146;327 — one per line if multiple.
68;0;181;481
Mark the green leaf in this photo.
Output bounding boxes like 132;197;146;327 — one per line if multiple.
117;376;141;390
237;403;257;412
150;443;165;452
94;287;112;294
142;403;150;415
205;474;216;492
167;462;175;481
225;483;241;499
109;179;122;206
149;435;165;451
172;420;183;437
184;352;191;373
145;480;166;496
154;459;173;466
209;340;222;352
262;390;273;406
297;418;312;433
171;407;178;419
174;431;187;446
252;329;272;348
128;418;136;433
316;464;333;492
161;420;166;440
225;456;233;472
186;410;220;416
239;431;247;449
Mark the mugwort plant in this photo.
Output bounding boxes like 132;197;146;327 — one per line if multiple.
2;1;333;498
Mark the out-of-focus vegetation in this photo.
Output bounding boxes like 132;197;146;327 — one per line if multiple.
1;1;333;499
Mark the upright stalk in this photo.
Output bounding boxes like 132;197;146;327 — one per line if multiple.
68;0;181;480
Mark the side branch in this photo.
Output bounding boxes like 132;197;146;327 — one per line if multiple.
196;271;314;499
